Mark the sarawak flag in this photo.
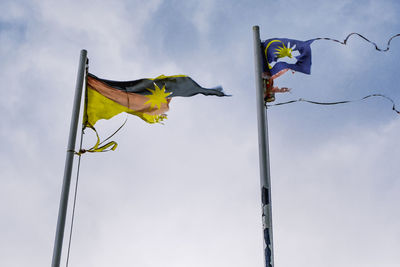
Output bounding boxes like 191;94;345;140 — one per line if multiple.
263;38;314;79
84;73;227;126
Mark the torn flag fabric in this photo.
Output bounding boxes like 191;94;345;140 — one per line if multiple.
263;38;315;79
260;33;400;103
84;73;227;126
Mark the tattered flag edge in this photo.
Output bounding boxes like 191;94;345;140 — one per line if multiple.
266;93;400;115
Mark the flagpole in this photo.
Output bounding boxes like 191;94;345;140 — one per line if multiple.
252;26;275;267
51;49;87;267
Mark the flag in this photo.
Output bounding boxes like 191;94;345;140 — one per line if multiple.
84;73;227;126
263;38;314;79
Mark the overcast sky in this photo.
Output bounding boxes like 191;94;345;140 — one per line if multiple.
1;0;400;266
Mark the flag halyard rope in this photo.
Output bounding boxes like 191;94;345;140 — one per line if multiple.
65;58;89;267
65;125;84;267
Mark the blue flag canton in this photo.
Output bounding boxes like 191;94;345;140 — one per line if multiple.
263;38;314;77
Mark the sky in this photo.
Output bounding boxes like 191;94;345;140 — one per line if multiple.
1;0;400;266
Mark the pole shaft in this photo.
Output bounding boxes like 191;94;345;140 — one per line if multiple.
252;26;274;267
51;49;87;267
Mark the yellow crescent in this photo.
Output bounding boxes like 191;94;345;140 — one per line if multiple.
265;39;284;69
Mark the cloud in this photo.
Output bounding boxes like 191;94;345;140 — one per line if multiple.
1;0;399;266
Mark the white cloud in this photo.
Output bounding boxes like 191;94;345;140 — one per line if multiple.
1;0;399;266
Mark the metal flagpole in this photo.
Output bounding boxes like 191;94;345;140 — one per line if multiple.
252;26;275;267
51;49;87;267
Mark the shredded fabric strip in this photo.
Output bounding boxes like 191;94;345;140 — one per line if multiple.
266;94;400;115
